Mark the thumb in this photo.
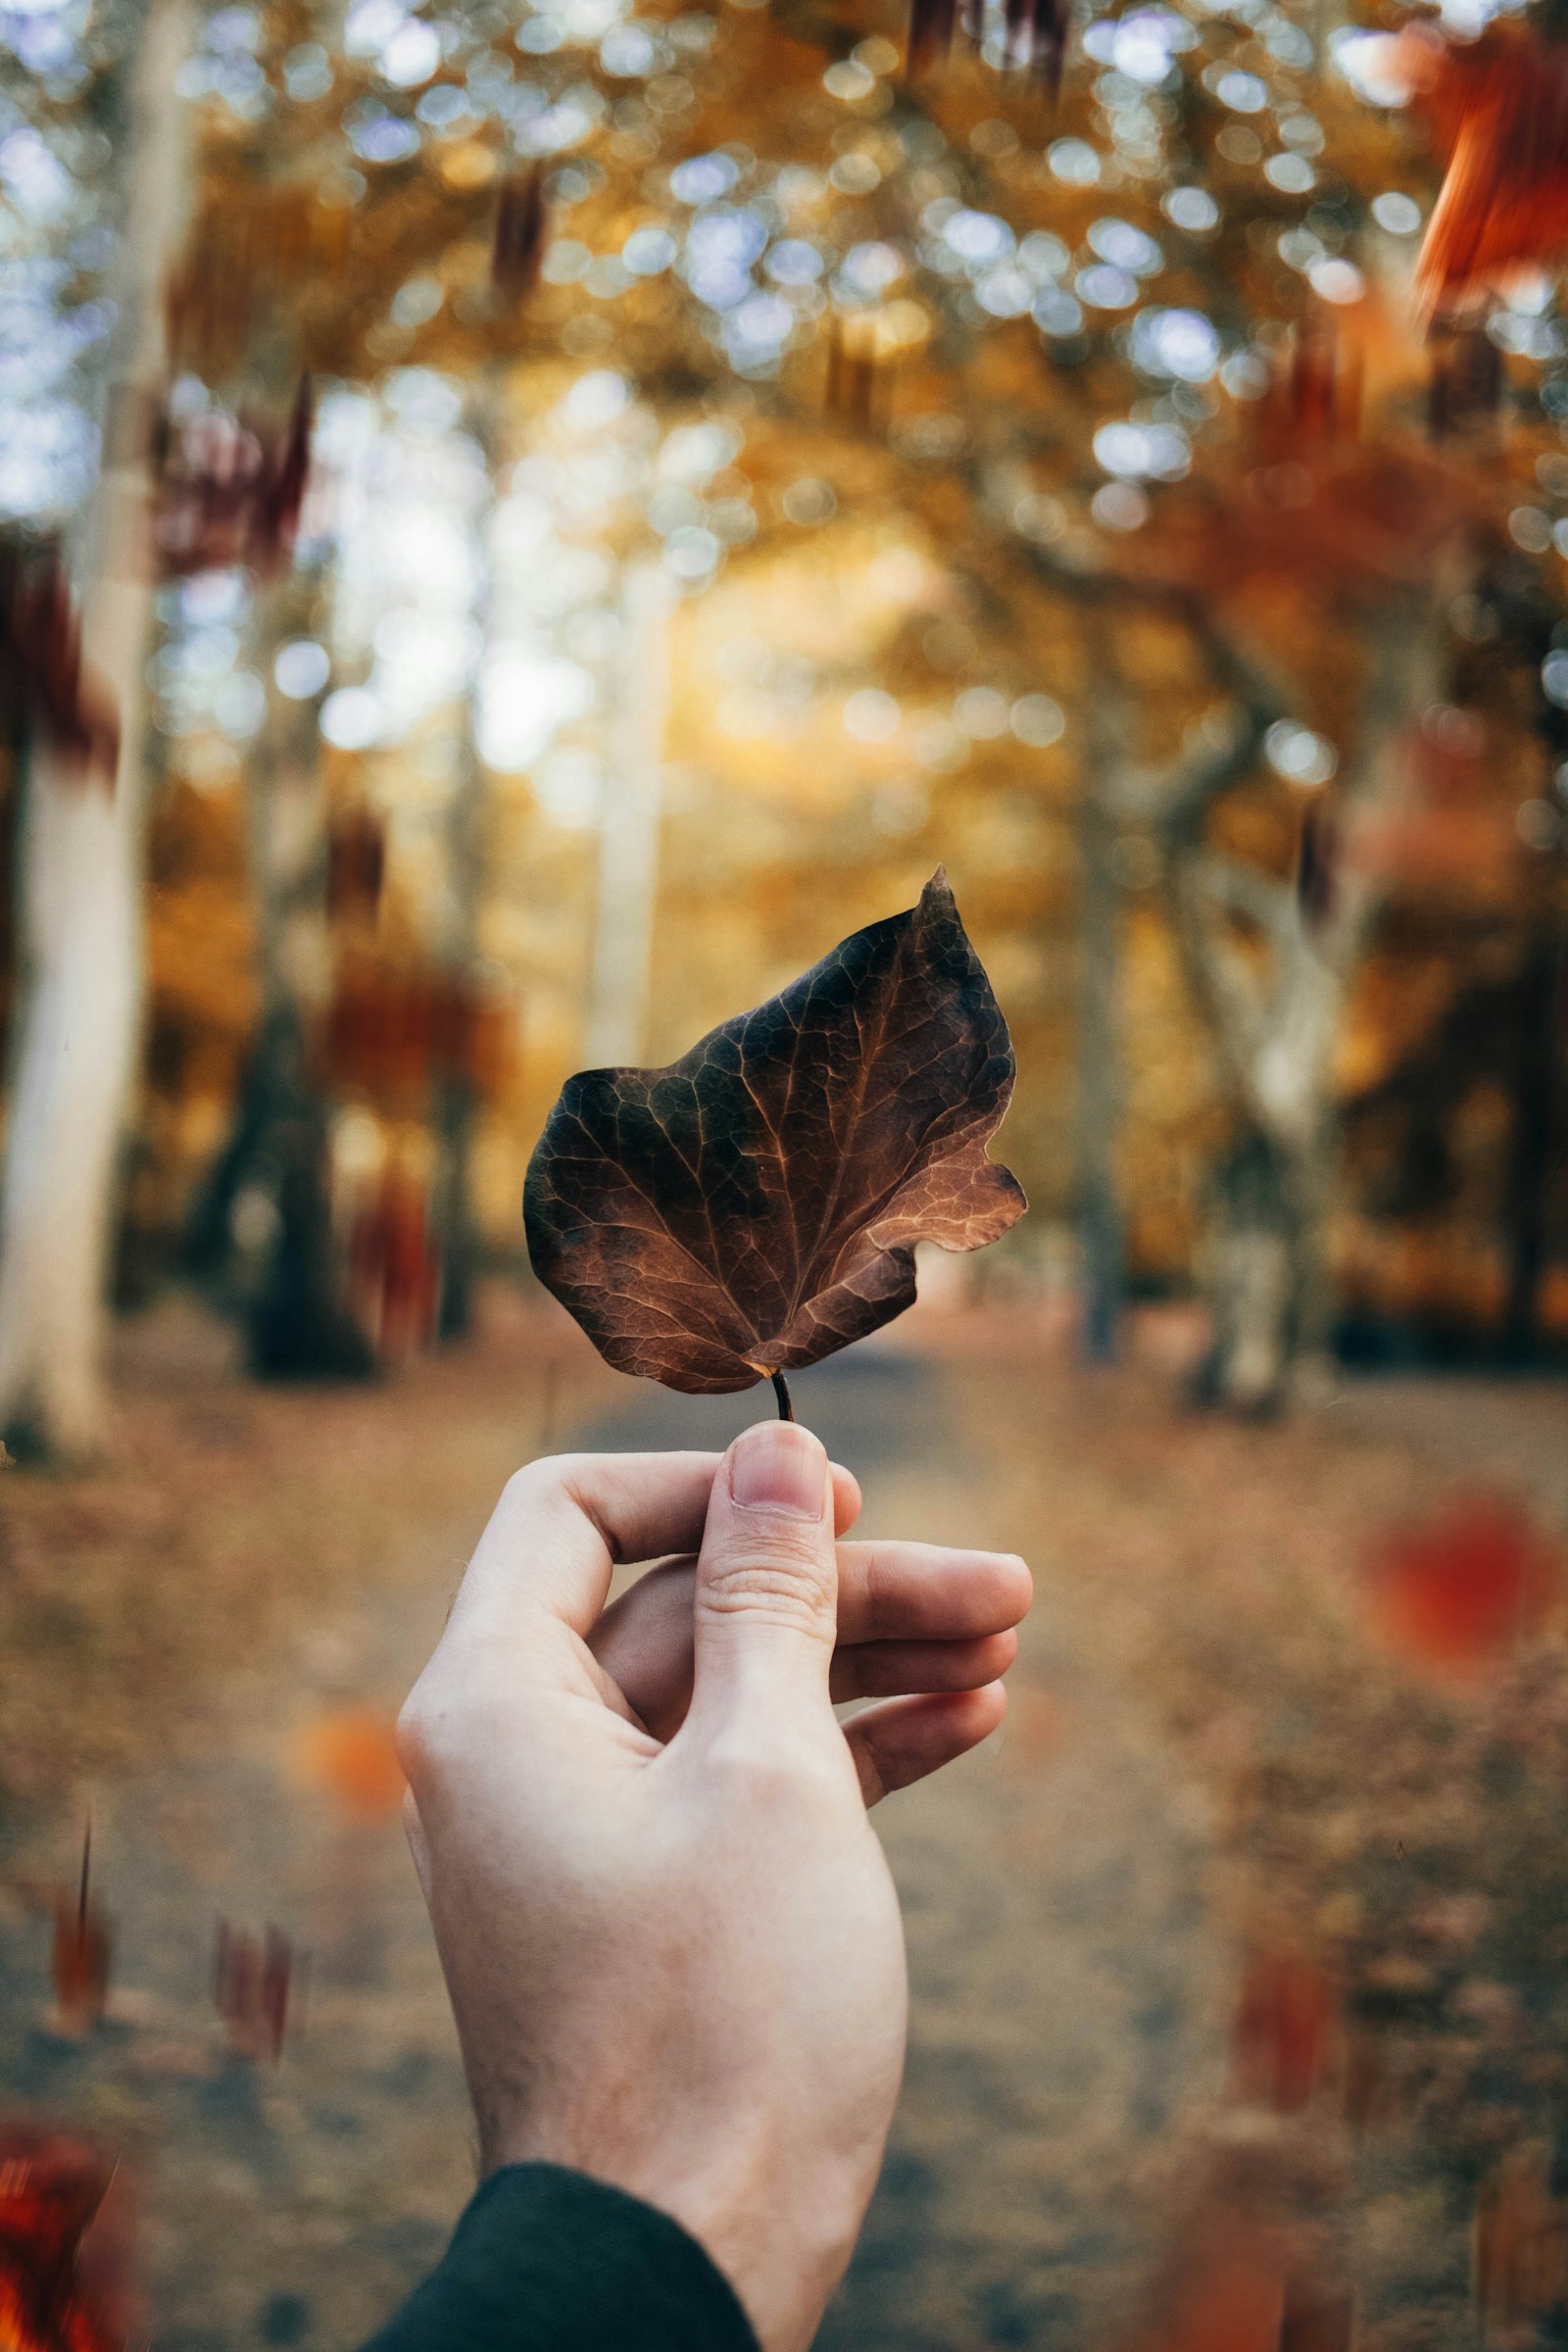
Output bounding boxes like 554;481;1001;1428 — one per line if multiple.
688;1418;838;1726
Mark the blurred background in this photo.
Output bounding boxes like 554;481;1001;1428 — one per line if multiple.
0;0;1566;2342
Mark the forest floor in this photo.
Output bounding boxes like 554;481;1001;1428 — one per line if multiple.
1;1286;1566;2352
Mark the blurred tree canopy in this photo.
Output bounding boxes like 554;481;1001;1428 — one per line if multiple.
0;0;1565;1443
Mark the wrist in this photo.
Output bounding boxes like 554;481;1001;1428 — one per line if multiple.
481;2114;858;2352
653;2154;860;2352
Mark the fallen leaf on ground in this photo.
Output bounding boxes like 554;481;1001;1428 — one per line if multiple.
214;1920;301;2063
1475;2145;1568;2331
296;1708;406;1822
1233;1951;1336;2115
0;2130;124;2352
49;1829;110;2038
1366;1495;1551;1669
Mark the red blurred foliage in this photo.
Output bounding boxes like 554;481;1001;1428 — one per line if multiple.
347;1165;440;1360
492;169;548;302
0;547;120;785
152;379;311;582
324;956;514;1098
0;2132;124;2352
298;1709;406;1823
1395;20;1568;316
1131;309;1494;611
325;803;386;926
1233;1952;1337;2115
49;1829;110;2038
1366;1494;1553;1669
1137;442;1486;609
213;1919;298;2064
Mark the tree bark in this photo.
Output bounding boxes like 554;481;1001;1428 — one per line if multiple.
584;560;673;1069
1196;1128;1295;1411
0;0;191;1457
431;388;500;1344
1075;644;1126;1362
188;568;374;1378
1158;612;1443;1411
1497;922;1563;1365
429;814;482;1341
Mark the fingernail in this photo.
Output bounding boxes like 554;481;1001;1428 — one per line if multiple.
728;1422;828;1519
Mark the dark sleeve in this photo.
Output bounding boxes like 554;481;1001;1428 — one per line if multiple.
359;2163;761;2352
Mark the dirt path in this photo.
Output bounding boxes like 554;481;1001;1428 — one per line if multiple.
0;1296;1563;2350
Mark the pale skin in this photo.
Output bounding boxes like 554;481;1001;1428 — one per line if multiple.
396;1418;1032;2352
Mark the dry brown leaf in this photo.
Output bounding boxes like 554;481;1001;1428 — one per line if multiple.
524;870;1025;1395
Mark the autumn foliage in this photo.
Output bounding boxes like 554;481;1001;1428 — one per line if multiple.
152;380;312;583
907;0;1072;86
1396;19;1568;316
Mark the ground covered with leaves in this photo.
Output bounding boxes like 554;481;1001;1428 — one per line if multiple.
0;1290;1564;2351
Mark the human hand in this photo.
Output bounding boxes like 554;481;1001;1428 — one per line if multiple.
396;1421;1030;2352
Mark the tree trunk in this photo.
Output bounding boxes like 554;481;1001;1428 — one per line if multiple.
1075;663;1125;1363
584;560;672;1068
188;569;373;1378
1497;923;1562;1366
1196;1122;1334;1413
0;0;191;1458
1164;613;1443;1413
431;389;499;1343
430;729;484;1343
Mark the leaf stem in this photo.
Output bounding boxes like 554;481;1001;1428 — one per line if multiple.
770;1371;795;1422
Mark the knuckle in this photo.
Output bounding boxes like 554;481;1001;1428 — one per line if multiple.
393;1690;438;1789
857;1549;895;1641
699;1539;836;1634
394;1670;480;1793
504;1447;610;1503
498;1454;613;1550
500;1455;575;1511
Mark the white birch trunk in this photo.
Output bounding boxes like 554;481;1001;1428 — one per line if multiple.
432;386;499;1340
1169;614;1445;1410
0;0;191;1455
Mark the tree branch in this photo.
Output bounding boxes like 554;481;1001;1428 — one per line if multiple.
1191;851;1296;942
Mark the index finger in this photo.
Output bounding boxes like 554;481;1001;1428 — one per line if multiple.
446;1447;863;1659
